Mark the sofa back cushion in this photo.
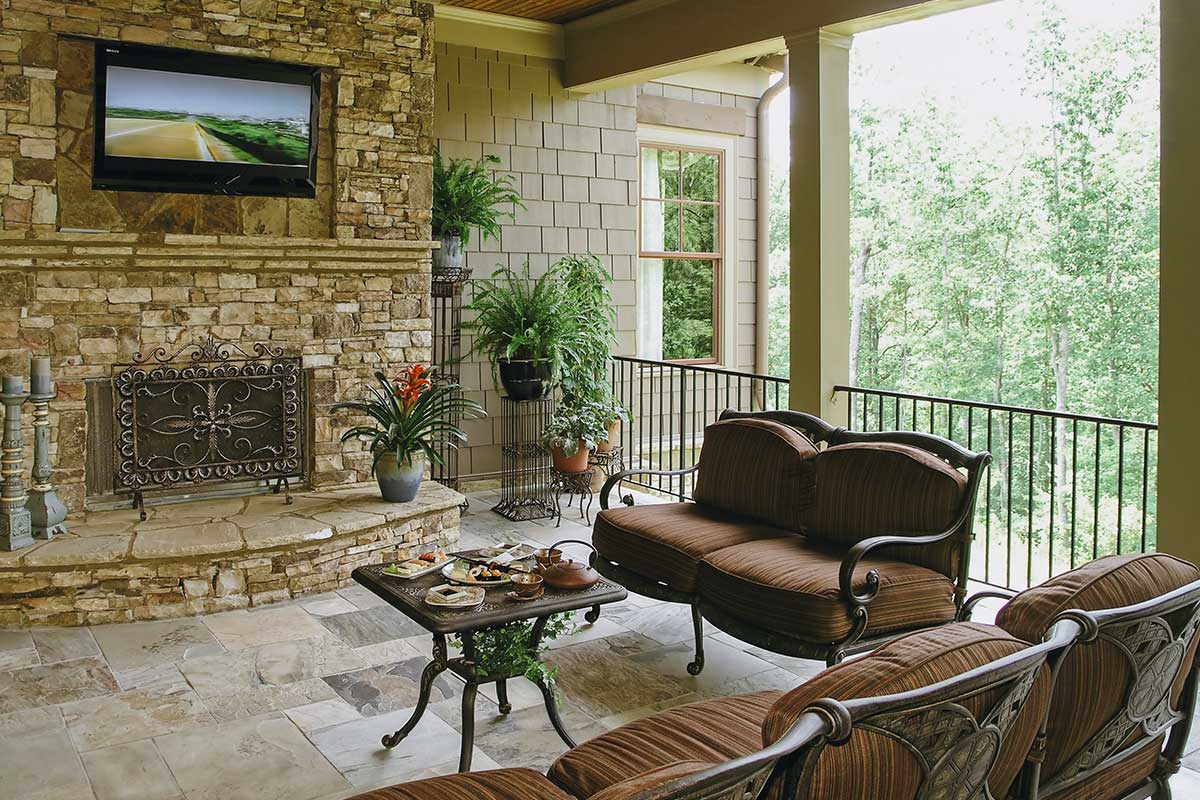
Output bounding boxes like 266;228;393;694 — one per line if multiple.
995;553;1200;783
761;622;1051;800
692;418;818;532
802;442;967;576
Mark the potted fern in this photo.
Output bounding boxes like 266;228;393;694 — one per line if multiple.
432;150;524;281
332;365;484;502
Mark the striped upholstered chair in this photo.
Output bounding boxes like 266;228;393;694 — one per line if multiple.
345;620;1076;800
594;409;991;669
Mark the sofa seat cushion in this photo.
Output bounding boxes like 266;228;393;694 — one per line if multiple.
588;762;718;800
763;623;1051;800
692;417;818;531
547;691;782;799
995;553;1200;782
593;503;793;593
1037;737;1163;800
804;442;968;576
347;769;577;800
697;536;957;644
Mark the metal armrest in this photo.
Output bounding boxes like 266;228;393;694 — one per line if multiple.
599;466;700;510
837;529;959;606
957;590;1018;622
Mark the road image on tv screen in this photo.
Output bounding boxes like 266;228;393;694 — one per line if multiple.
103;66;310;166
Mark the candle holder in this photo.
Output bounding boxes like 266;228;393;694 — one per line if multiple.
26;384;67;540
0;375;32;551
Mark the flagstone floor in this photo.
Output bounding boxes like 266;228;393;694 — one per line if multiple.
2;488;1199;800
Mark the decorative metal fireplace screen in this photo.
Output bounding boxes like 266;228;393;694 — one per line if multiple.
113;337;306;517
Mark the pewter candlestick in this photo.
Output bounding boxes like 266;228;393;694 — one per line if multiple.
26;360;66;539
0;375;32;551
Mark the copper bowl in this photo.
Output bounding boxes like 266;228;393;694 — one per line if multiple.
534;548;563;570
510;572;544;598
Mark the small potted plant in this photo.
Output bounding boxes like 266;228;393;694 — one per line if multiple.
465;262;581;400
432;150;524;281
332;365;484;502
541;402;608;473
593;392;629;454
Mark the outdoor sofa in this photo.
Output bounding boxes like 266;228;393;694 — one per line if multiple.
346;552;1200;800
593;409;991;669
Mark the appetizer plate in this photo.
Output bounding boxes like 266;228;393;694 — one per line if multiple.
442;560;513;586
381;553;454;580
424;585;485;608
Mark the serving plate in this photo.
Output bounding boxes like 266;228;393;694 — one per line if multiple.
423;585;485;608
442;560;517;586
381;556;455;580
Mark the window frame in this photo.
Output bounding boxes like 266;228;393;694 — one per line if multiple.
636;126;739;367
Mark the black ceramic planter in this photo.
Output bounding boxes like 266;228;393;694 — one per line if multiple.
497;359;551;400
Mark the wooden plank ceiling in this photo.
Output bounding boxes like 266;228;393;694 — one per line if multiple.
437;0;641;24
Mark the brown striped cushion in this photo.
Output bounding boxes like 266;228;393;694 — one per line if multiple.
692;418;818;532
803;442;968;576
996;553;1200;783
762;623;1051;800
547;691;781;799
697;536;957;643
593;503;792;593
346;768;576;800
588;762;718;800
1039;737;1164;800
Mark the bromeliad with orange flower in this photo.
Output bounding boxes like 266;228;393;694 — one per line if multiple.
332;367;484;503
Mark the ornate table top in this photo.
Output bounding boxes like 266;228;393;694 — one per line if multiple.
353;559;627;635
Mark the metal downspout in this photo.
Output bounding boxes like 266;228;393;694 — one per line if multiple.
755;62;788;377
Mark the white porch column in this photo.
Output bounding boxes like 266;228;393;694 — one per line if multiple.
786;31;852;422
1157;0;1200;564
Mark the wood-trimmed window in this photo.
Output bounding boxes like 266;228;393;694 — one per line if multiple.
638;143;723;364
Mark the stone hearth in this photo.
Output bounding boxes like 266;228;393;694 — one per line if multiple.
0;482;463;628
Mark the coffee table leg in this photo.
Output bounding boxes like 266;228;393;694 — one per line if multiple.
382;635;447;749
459;682;477;772
496;679;512;714
537;677;576;749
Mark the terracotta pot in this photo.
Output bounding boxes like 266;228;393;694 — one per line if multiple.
551;441;590;473
596;419;621;453
376;451;424;502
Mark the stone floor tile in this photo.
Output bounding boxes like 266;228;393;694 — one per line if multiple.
0;705;65;736
113;663;191;694
317;604;427;647
283;697;362;734
156;715;350;800
81;740;183;800
543;635;689;719
708;632;827;680
0;628;38;670
179;635;368;697
628;637;778;692
354;638;424;668
606;602;704;646
62;687;215;752
32;627;100;664
307;707;481;788
695;665;806;699
199;678;338;723
92;618;223;671
201;606;327;651
336;584;390;610
299;593;360;617
0;726;92;800
322;657;459;717
0;656;118;713
545;613;629;650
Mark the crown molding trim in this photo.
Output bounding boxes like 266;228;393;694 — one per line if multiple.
433;4;565;60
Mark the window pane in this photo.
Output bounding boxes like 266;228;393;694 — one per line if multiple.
682;151;719;201
641;147;680;200
682;203;718;253
641;199;680;252
662;258;715;361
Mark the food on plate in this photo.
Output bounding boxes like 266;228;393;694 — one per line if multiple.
468;561;506;581
383;560;427;577
418;550;447;563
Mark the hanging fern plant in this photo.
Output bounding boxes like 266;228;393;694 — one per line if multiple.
433;150;525;245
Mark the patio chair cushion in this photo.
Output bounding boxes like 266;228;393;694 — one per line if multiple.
762;622;1051;800
593;503;793;593
547;690;781;799
346;768;576;800
692;418;818;532
1037;736;1164;800
803;442;968;576
995;553;1200;783
697;536;957;644
588;761;718;800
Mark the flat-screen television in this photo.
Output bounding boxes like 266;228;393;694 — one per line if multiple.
92;41;320;197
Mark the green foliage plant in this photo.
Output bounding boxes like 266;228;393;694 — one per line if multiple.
553;254;628;423
452;614;574;685
433;150;525;245
331;366;484;473
541;402;609;457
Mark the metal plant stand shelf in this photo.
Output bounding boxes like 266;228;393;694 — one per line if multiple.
352;558;626;772
550;468;594;526
430;276;467;491
494;396;556;521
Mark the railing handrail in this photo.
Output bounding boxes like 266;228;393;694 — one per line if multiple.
835;384;1158;431
612;355;787;385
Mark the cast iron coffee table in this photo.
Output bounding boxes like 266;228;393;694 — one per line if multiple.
351;558;627;772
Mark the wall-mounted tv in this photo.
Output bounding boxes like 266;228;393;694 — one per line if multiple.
92;41;320;197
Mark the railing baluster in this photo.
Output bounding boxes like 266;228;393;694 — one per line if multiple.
1117;424;1125;554
1093;421;1101;560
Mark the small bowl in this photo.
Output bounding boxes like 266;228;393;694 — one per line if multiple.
534;548;563;570
510;572;544;598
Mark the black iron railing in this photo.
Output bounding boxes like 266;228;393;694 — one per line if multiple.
835;386;1158;591
608;356;789;500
